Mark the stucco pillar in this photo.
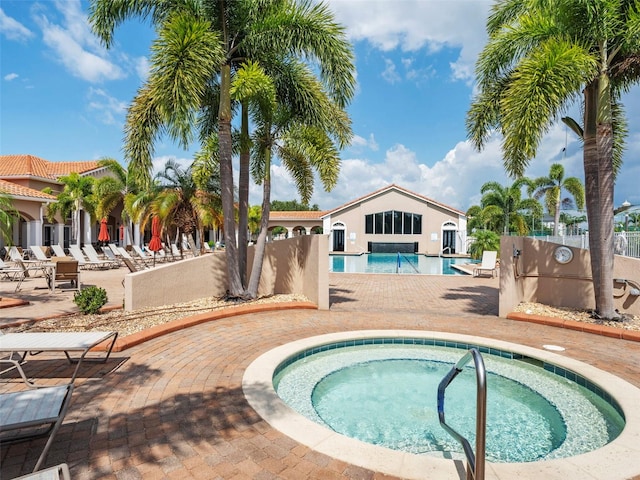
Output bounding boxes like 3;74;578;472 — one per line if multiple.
134;223;141;247
56;223;64;247
84;211;92;246
286;227;293;238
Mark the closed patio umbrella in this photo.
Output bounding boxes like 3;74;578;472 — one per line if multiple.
148;216;163;266
98;218;110;245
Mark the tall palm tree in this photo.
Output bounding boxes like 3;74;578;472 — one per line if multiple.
44;173;96;247
0;191;18;245
532;163;585;236
467;0;640;319
479;179;542;236
90;0;355;299
238;59;350;297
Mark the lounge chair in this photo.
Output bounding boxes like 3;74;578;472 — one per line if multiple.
68;246;108;270
102;245;124;266
0;358;74;473
0;331;118;384
13;463;71;480
473;250;498;278
83;246;119;269
50;245;68;258
0;258;23;281
116;246;147;268
29;246;50;262
132;245;154;265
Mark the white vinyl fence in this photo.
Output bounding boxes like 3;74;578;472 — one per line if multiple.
533;232;640;258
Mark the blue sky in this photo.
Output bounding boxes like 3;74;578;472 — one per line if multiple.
1;0;639;214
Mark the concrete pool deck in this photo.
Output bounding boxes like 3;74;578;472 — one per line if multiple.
1;273;640;479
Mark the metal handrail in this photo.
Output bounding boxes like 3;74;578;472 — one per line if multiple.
437;348;486;480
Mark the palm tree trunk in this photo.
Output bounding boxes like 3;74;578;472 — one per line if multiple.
238;102;250;286
247;149;272;298
219;63;244;298
553;193;561;236
596;120;616;318
583;81;602;310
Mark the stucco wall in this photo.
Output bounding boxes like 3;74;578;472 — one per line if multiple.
125;234;328;311
499;236;640;317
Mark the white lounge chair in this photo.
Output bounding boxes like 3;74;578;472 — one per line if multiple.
0;331;118;384
83;246;119;269
0;359;75;473
68;246;108;270
29;246;50;262
102;245;123;266
50;245;68;258
473;250;498;277
116;246;146;268
13;463;71;480
132;245;154;265
0;258;23;281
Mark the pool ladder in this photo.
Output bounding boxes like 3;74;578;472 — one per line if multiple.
437;348;487;480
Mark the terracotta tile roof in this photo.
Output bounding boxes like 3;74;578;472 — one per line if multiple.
0;178;57;200
269;211;326;220
322;184;466;217
0;155;100;179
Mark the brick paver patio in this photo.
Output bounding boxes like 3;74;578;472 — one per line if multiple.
2;273;639;479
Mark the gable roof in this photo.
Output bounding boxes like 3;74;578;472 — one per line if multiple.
0;154;101;180
321;184;465;218
0;178;57;201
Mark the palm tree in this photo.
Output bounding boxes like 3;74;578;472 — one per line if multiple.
467;0;640;319
532;163;585;236
479;179;541;236
93;157;140;245
468;230;501;260
237;59;350;297
44;173;96;247
0;191;18;245
90;0;356;299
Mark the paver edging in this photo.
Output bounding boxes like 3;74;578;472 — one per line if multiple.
507;311;640;342
100;301;318;352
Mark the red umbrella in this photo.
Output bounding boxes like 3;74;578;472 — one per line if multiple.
98;218;110;244
148;216;163;266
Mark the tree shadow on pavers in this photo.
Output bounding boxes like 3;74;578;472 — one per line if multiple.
329;286;357;307
440;284;499;316
3;382;300;478
1;359;164;477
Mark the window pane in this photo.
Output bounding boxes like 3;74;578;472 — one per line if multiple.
365;214;373;234
375;212;383;234
413;214;422;234
384;211;393;234
393;211;402;234
404;212;412;234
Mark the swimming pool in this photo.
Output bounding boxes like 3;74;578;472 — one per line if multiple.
243;331;640;480
330;253;470;274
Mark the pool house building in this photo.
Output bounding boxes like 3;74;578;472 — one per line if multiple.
321;184;467;255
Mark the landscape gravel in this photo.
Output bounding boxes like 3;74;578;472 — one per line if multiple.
514;302;640;331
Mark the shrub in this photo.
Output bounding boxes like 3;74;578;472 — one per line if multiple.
74;286;108;315
468;230;501;260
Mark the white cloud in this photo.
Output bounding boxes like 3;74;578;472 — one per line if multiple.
273;122;589;213
327;0;492;82
350;133;378;152
0;8;34;41
87;87;128;125
33;0;124;83
381;58;401;84
4;72;19;81
134;56;150;82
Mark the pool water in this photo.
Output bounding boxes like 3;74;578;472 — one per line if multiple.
274;343;624;463
330;253;470;274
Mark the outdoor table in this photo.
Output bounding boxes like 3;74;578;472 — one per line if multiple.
0;331;118;383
